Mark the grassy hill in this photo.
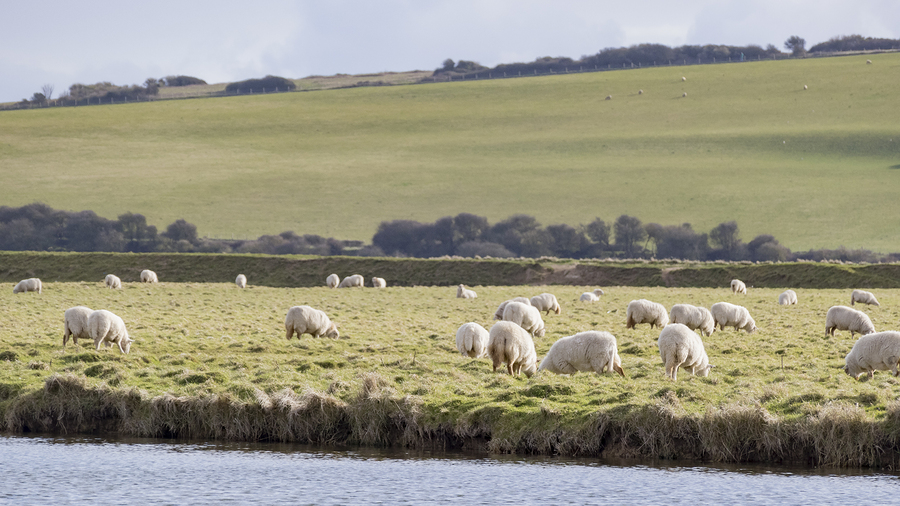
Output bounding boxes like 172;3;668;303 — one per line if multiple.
1;54;898;250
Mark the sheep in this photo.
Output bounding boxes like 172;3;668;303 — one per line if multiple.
605;95;612;100
778;289;798;305
487;321;537;377
638;89;643;95
457;284;477;299
64;306;95;347
710;302;757;333
140;270;158;283
844;331;900;380
13;278;42;294
825;305;875;337
682;76;686;81
625;299;669;330
502;301;546;337
580;288;605;302
657;323;712;381
851;289;880;307
87;310;134;354
538;331;625;377
104;274;122;289
372;277;386;288
494;297;531;320
803;84;808;90
668;304;715;337
338;274;364;288
326;273;340;289
682;92;687;97
285;305;339;340
867;59;872;64
235;274;247;289
530;293;561;315
455;322;489;358
731;279;747;294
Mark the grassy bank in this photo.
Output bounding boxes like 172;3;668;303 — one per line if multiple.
2;282;900;467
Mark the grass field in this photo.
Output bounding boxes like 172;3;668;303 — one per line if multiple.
3;282;900;465
1;54;899;250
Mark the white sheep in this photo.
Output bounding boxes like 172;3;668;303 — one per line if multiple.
457;284;477;299
867;59;872;64
455;322;489;358
580;289;605;302
88;309;134;354
104;274;122;289
731;279;747;294
326;273;340;289
825;305;875;337
502;301;546;337
638;89;643;95
682;76;686;81
851;289;880;307
605;95;612;100
372;277;386;288
625;299;669;329
494;297;531;320
285;305;339;340
13;278;42;294
657;323;712;381
530;293;561;315
487;321;538;377
235;274;247;289
803;84;808;90
338;274;364;288
682;92;687;97
64;306;95;347
710;302;757;333
844;331;900;380
778;289;798;305
668;304;715;337
140;270;158;283
538;331;625;377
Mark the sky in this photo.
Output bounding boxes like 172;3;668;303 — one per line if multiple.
1;0;898;103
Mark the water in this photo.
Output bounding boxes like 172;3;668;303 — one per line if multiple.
1;434;898;505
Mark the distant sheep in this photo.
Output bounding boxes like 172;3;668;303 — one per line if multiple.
64;306;94;347
731;279;747;294
851;289;880;307
580;289;605;302
88;309;134;354
326;273;340;289
844;331;900;380
456;322;489;358
494;297;531;320
502;301;546;337
682;76;686;81
457;284;477;299
372;277;386;288
487;321;538;377
682;92;687;97
710;302;757;333
803;85;808;90
638;89;643;95
668;304;715;337
285;305;339;340
13;278;42;294
530;293;561;315
778;289;798;305
235;274;247;289
657;323;712;381
140;270;158;283
104;274;122;289
825;305;875;338
867;59;872;64
626;299;669;329
605;95;612;100
539;331;624;377
338;274;364;288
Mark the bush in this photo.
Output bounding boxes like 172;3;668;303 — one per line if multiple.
163;75;207;87
224;75;296;94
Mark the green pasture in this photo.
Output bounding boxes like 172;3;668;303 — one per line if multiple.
1;54;899;249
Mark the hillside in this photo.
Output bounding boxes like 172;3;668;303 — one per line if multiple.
1;54;898;251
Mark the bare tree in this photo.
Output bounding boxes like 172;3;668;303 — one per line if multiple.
41;84;54;100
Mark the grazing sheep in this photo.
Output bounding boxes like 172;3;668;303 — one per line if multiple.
494;297;531;320
710;302;757;333
657;323;712;381
530;293;561;315
326;273;340;289
487;321;538;377
456;322;489;358
13;278;42;294
285;305;339;340
105;274;122;289
682;92;687;97
867;59;872;64
605;95;612;100
140;270;158;283
235;274;247;289
88;310;133;354
625;299;669;330
338;274;364;288
64;306;94;347
580;288;605;302
668;304;715;337
844;331;900;380
825;305;875;337
502;301;546;337
638;89;643;95
803;84;808;90
731;279;747;294
682;76;686;81
372;277;386;288
778;289;798;305
457;284;477;299
851;289;880;307
539;331;625;377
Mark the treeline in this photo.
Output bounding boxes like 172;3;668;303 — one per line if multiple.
18;75;207;106
809;35;900;53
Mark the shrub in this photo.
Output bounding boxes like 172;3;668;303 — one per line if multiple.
225;75;296;94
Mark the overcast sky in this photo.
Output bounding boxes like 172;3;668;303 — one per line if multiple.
1;0;898;103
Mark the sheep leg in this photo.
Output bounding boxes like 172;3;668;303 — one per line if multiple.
507;363;514;376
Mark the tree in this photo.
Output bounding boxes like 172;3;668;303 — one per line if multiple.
614;215;646;258
41;84;54;100
162;219;198;244
709;221;742;257
784;35;806;56
546;224;587;258
442;58;455;71
584;218;610;248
